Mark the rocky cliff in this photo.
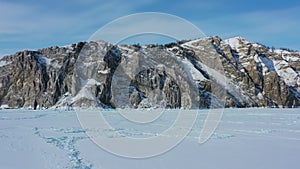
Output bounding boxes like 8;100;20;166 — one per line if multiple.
0;36;299;109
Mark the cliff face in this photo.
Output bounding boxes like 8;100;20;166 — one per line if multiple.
0;37;299;109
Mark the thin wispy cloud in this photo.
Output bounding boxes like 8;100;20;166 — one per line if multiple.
0;0;299;56
195;6;300;49
90;12;206;44
0;0;154;55
0;2;38;34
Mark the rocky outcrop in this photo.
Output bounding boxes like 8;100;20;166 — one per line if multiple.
129;67;181;108
0;36;299;109
0;43;85;109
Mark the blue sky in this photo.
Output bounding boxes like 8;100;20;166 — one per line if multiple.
1;0;300;56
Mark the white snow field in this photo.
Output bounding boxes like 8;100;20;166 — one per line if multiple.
0;108;300;169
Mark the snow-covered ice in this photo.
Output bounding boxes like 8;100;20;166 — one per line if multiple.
0;108;300;169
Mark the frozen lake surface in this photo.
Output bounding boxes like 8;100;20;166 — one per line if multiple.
0;108;300;169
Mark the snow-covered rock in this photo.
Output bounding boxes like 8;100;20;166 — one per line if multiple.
0;37;299;109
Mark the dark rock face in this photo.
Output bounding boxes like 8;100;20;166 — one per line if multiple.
0;43;85;109
0;36;299;109
71;41;122;108
129;68;181;108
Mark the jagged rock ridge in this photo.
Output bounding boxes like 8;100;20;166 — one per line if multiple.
0;36;299;109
